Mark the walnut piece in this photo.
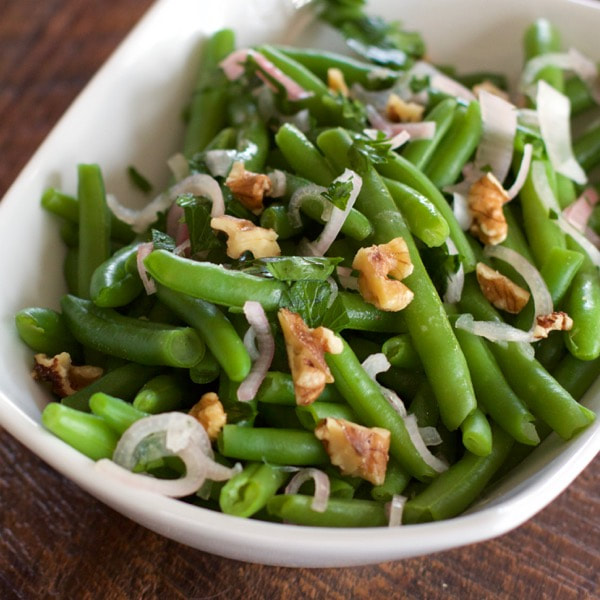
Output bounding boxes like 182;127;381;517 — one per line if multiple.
32;352;103;398
314;417;390;486
327;67;349;97
189;392;226;441
476;262;530;314
211;214;280;259
533;311;573;340
385;93;424;123
224;161;272;215
352;237;414;311
277;308;343;406
468;172;510;245
472;80;510;102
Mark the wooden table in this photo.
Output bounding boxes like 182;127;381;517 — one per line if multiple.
0;1;598;597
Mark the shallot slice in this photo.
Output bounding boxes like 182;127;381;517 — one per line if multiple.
136;242;156;295
285;468;330;512
237;301;275;402
387;494;407;527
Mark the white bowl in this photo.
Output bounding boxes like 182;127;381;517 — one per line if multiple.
0;0;598;568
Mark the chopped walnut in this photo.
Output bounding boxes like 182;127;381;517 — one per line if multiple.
385;93;424;123
352;237;414;311
327;67;349;97
189;392;226;441
32;352;103;398
314;417;390;486
225;161;272;215
476;262;531;314
472;80;511;102
278;308;343;406
211;215;280;259
533;311;573;340
468;172;510;245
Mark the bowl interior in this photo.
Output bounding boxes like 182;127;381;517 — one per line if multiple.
0;0;598;567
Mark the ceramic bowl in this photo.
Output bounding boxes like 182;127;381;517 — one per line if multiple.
0;0;598;567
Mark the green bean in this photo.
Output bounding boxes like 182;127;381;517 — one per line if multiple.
275;45;397;89
235;115;270;172
89;392;148;435
556;174;577;210
61;363;159;412
454;324;540;445
90;243;142;308
77;164;111;299
459;276;595;439
218;425;329;465
42;402;118;460
534;334;565;372
553;354;600;401
409;382;439;427
64;247;79;294
565;76;594;115
156;284;250;382
267;494;387;527
133;374;185;414
326;340;440;481
184;29;235;157
189;350;221;384
460;408;492;457
60;220;79;247
41;187;134;243
61;295;205;368
563;262;600;361
403;425;513;523
15;307;80;357
382;334;422;370
401;97;458;171
219;462;289;518
295;402;359;431
423;101;482;189
144;250;287;311
318;128;477;431
333;291;408;333
384;178;449;247
375;152;477;272
259;404;304;429
370;457;411;502
519;159;566;269
524;19;564;93
378;367;424;400
254;372;344;406
275;124;336;186
260;204;304;240
574;118;600;172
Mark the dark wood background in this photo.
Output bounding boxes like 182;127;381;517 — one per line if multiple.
0;1;598;598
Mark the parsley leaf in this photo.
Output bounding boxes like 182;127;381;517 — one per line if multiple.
321;180;354;210
282;280;334;328
151;229;176;252
176;194;222;255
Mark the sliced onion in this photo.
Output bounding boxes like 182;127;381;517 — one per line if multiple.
506;143;533;200
517;108;540;129
361;353;391;378
325;277;339;310
475;89;517;184
166;202;189;246
97;412;236;497
336;266;359;291
412;61;476;102
536;81;587;185
237;301;275;402
404;414;448;473
107;173;224;233
285;468;330;512
220;48;312;101
567;47;600;103
484;245;553;318
173;239;191;257
204;150;236;178
455;313;534;343
267;170;287;198
557;215;600;267
136;242;156;295
167;153;189;181
288;183;327;227
243;326;259;362
562;188;599;232
443;237;465;304
419;426;443;447
303;169;362;257
531;159;561;214
451;190;472;231
387;494;407;527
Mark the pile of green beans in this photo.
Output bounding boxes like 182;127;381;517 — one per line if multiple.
15;9;598;530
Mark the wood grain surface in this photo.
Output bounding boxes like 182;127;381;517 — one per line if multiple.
0;1;598;598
